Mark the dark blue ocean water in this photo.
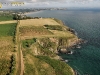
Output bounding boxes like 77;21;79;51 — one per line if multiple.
26;10;100;75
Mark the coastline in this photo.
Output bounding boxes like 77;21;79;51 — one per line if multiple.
24;10;43;15
19;9;99;74
18;15;82;75
55;19;85;75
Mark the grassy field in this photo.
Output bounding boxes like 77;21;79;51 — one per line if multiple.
0;14;13;21
24;55;56;75
19;26;52;40
0;37;15;75
36;56;74;75
0;22;17;75
19;26;53;37
19;28;75;39
19;19;76;40
19;18;60;27
0;23;17;37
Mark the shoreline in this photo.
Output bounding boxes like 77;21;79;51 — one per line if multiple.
56;19;85;75
24;10;43;15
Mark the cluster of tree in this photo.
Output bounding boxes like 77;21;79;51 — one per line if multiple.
13;14;43;20
13;14;33;20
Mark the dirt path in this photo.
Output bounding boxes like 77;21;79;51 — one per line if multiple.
0;20;17;24
16;20;24;75
20;48;24;75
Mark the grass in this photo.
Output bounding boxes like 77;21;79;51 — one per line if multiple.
22;38;36;48
0;23;17;37
0;14;13;21
24;55;56;75
19;18;60;27
0;37;15;75
0;19;17;74
19;26;53;37
50;30;76;39
19;19;76;40
21;37;74;75
53;18;64;25
44;25;63;31
36;56;73;75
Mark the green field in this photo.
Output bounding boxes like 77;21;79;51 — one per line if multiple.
0;23;17;37
0;14;13;21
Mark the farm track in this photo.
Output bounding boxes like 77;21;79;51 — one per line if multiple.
16;20;24;75
0;20;17;24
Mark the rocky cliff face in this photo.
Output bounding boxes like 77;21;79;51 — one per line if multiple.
31;36;81;56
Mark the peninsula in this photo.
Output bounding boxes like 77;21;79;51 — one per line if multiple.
0;13;81;75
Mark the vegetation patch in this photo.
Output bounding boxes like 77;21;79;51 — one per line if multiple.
53;18;64;25
9;54;16;75
36;56;73;75
0;14;13;21
0;37;14;75
19;26;53;36
22;38;36;48
19;18;60;27
24;55;56;75
38;44;55;57
0;23;17;37
44;25;63;31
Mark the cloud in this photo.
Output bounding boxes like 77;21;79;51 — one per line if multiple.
0;0;85;3
0;0;99;3
1;0;100;8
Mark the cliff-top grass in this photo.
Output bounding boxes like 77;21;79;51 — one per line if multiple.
19;18;76;40
19;18;60;27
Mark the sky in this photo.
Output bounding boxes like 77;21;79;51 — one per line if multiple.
0;0;100;9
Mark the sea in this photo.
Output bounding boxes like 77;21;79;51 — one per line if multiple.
26;9;100;75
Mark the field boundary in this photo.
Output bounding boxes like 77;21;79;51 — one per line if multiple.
0;20;17;24
16;20;24;75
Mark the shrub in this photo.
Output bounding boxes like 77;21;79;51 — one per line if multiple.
22;38;36;48
44;25;63;31
9;54;16;75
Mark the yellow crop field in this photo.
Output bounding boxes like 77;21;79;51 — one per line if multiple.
19;18;60;27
